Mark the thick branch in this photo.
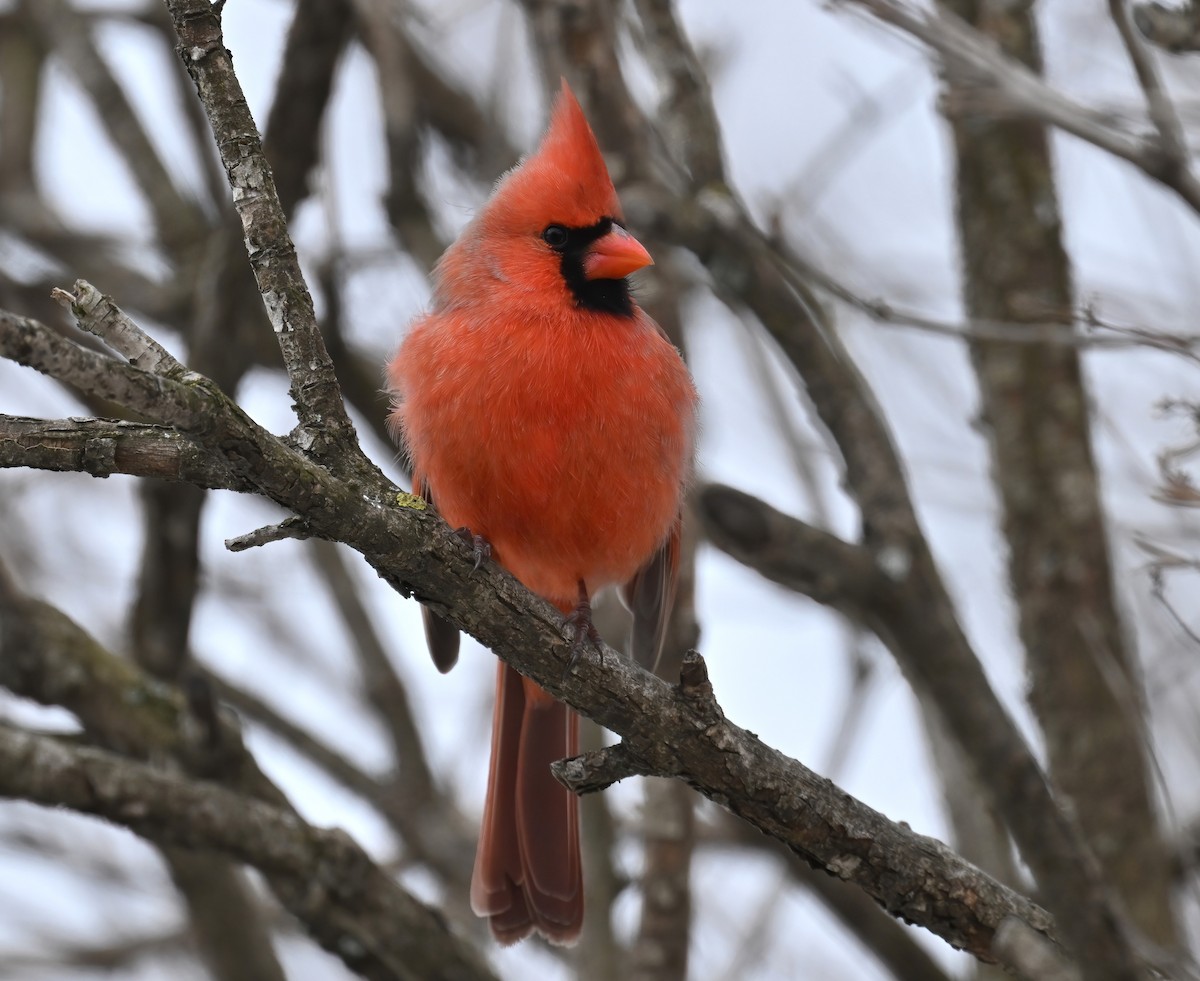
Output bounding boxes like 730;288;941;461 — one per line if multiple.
667;184;1141;976
941;0;1176;947
698;483;882;618
546;650;1058;967
0;574;490;981
0;386;1062;967
0;415;246;489
716;813;956;981
0;726;497;981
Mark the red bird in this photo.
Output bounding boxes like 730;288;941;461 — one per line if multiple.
387;82;697;946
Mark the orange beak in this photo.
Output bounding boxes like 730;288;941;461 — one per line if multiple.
583;225;654;280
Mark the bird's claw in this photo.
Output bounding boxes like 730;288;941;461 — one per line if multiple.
452;527;492;571
562;580;602;681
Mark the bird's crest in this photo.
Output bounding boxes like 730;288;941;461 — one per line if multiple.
485;81;623;232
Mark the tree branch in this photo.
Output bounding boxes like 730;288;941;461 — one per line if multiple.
0;341;1063;969
1133;1;1200;52
844;0;1200;216
261;0;354;219
52;280;186;376
941;0;1177;950
307;537;477;891
0;725;497;981
0;310;208;429
0;570;492;981
714;813;956;981
0;415;247;489
1109;0;1189;171
163;0;368;476
28;0;206;250
697;483;883;618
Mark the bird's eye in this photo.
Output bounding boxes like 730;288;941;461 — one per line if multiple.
542;225;569;249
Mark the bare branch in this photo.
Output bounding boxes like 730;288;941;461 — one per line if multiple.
0;572;491;981
307;538;477;889
226;518;315;552
27;0;206;249
308;540;436;803
200;666;388;807
350;0;450;273
714;813;957;981
1134;1;1200;52
787;246;1200;364
1109;0;1190;169
844;0;1200;215
0;725;498;981
0;310;208;429
629;0;725;186
261;0;354;219
629;779;693;981
0;415;246;489
163;0;369;475
52;280;186;377
0;7;41;196
0;924;191;975
554;743;656;794
697;483;882;619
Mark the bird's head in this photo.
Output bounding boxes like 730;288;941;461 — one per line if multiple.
437;81;653;318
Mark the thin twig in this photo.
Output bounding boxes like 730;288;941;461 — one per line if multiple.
52;280;187;377
844;0;1200;215
1109;0;1191;172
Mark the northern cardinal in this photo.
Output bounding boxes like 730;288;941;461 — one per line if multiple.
387;82;697;946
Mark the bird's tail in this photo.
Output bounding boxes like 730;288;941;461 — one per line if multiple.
470;660;582;945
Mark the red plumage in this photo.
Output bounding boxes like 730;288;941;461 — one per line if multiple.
387;81;697;946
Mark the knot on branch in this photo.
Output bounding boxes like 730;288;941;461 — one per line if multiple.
678;650;722;724
314;827;376;903
551;742;658;795
80;436;117;477
226;515;315;552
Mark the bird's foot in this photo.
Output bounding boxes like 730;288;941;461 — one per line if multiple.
563;580;602;680
452;527;492;572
